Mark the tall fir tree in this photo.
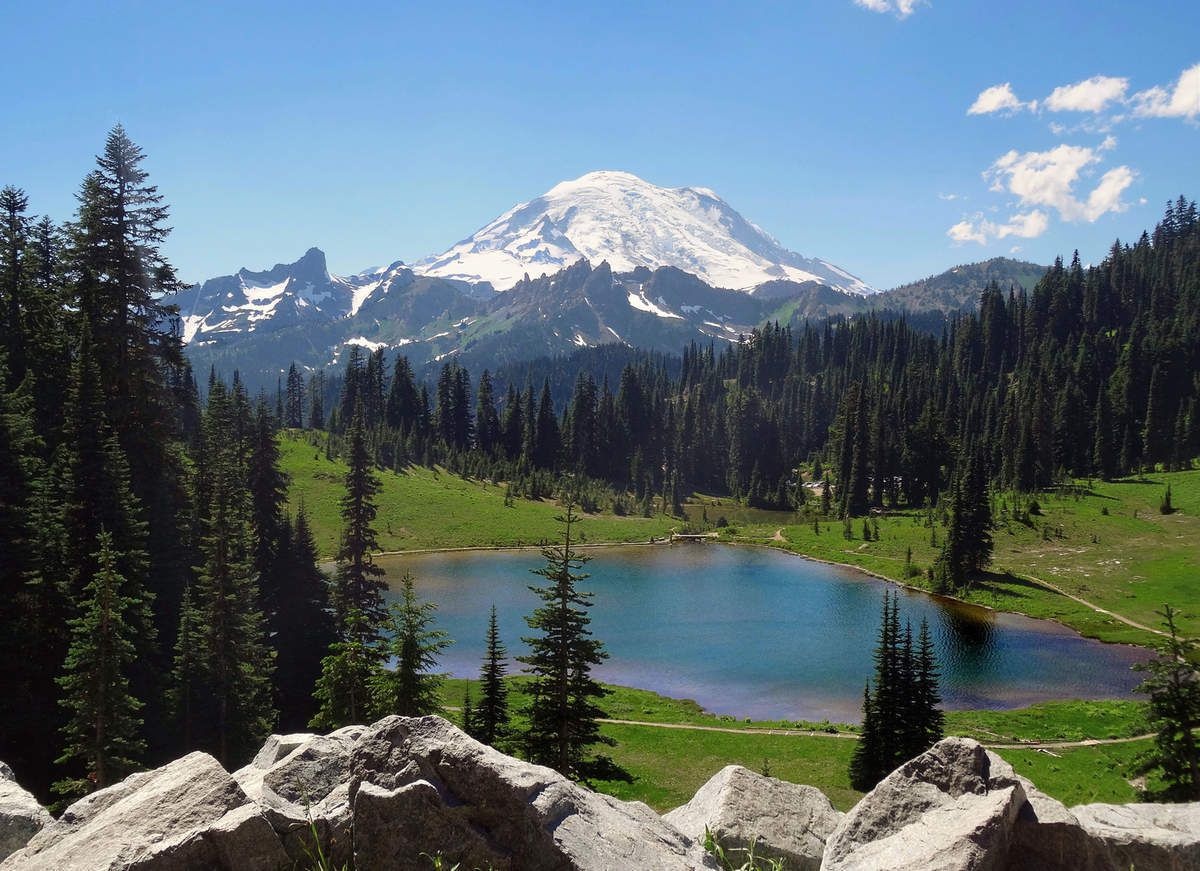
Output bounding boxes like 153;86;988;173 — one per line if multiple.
1134;604;1200;800
55;531;145;796
519;501;624;781
373;573;451;717
474;604;510;747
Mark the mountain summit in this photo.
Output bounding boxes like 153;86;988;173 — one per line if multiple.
415;170;872;295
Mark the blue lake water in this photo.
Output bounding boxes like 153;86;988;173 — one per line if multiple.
377;543;1151;723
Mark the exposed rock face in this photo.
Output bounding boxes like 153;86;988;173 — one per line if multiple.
664;765;842;870
1073;801;1200;870
7;726;1200;871
2;752;287;871
821;738;1027;871
232;725;366;866
348;714;717;870
0;763;50;862
1007;781;1107;870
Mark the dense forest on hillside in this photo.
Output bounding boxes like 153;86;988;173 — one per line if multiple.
314;198;1199;522
1;124;1197;807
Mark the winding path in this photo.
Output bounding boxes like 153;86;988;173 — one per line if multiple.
597;717;1155;750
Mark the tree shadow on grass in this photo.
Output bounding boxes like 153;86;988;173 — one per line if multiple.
967;571;1043;603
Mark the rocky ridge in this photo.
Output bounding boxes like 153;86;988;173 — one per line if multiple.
3;721;1198;870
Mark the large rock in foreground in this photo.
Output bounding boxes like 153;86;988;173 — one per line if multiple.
0;764;50;862
821;737;1027;871
233;725;366;866
2;752;287;871
1073;801;1200;870
665;765;842;870
348;715;717;871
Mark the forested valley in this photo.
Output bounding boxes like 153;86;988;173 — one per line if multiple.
2;124;1197;807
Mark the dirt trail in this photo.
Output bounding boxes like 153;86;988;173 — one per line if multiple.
597;717;1156;750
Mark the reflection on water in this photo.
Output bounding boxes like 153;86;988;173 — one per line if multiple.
376;543;1150;723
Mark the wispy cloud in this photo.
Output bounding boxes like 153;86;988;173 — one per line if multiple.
1132;62;1200;120
948;210;1049;245
967;62;1200;125
948;140;1135;245
986;143;1134;223
853;0;926;20
937;192;963;201
1044;75;1128;112
967;83;1030;115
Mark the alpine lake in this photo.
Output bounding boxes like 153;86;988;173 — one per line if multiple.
377;542;1150;724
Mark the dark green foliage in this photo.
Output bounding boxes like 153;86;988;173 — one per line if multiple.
1134;605;1200;800
474;604;511;747
174;379;276;767
332;404;387;630
310;609;386;731
934;451;994;593
519;501;625;782
373;573;451;717
849;592;944;791
270;508;336;731
55;532;144;795
1160;484;1175;515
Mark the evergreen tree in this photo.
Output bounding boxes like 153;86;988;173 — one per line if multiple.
934;451;993;593
373;573;451;717
520;501;624;781
849;592;942;791
271;508;336;730
55;531;144;796
475;604;510;747
311;609;385;731
313;403;388;729
175;380;276;766
1134;605;1200;800
332;403;387;629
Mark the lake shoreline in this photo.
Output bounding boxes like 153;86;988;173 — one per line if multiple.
372;535;1158;654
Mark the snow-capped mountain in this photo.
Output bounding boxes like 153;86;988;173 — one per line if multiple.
415;170;872;295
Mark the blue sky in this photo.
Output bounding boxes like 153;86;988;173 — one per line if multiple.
2;0;1197;289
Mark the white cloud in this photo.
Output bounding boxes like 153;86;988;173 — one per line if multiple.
937;192;963;201
968;83;1029;115
853;0;925;19
1132;62;1200;119
947;210;1049;245
1044;75;1128;112
985;143;1134;223
1010;246;1023;254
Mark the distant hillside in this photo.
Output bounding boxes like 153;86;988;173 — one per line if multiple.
874;257;1047;313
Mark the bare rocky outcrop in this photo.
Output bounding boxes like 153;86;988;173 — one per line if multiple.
232;724;366;866
821;738;1029;870
2;752;287;870
1073;801;1200;870
6;727;1200;871
348;714;717;870
0;763;51;862
665;765;842;870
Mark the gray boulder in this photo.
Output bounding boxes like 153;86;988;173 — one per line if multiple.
665;765;842;870
349;714;717;870
0;763;50;862
821;737;1027;871
234;725;366;866
1073;801;1200;870
1006;781;1109;870
2;751;287;870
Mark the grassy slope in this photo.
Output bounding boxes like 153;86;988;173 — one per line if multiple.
716;470;1200;644
280;432;676;557
282;432;1185;811
440;678;1152;812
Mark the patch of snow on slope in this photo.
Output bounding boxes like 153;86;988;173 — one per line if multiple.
345;336;387;351
415;170;871;294
627;289;683;319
